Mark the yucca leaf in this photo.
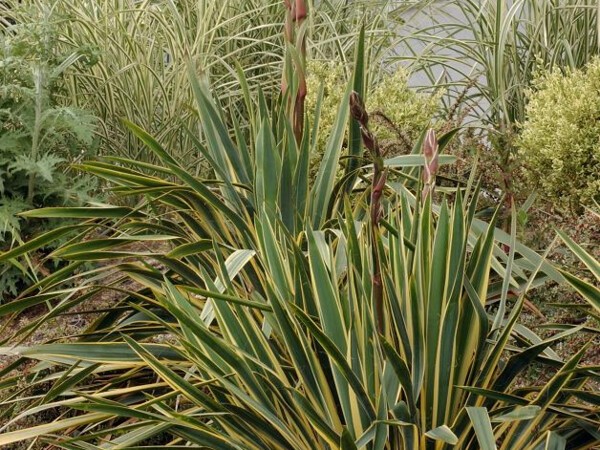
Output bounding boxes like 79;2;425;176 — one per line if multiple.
492;203;518;332
493;405;541;422
41;362;100;404
0;413;110;446
21;206;144;218
183;285;271;312
466;407;497;450
124;120;252;238
280;117;298;230
167;240;213;258
255;260;333;422
0;224;88;262
307;228;346;353
199;248;259;324
542;431;567;450
72;397;172;423
557;229;600;279
461;276;490;377
311;84;351;228
559;270;600;314
0;291;69;317
381;339;417;422
121;336;225;411
492;326;584;394
0;382;169;437
293;117;312;231
169;426;241;450
0;343;182;365
473;217;565;284
255;117;281;218
425;424;458;444
188;68;251;185
292;390;341;446
344;24;365;194
340;427;359;450
292;305;376;422
427;200;452;427
80;162;175;188
502;341;591;448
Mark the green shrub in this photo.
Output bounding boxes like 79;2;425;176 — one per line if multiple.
0;10;98;300
367;67;441;149
517;59;600;210
305;61;440;174
0;65;596;448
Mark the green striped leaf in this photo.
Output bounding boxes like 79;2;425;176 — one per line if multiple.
466;407;497;450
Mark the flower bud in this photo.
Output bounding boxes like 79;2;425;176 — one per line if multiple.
295;0;307;21
350;91;368;127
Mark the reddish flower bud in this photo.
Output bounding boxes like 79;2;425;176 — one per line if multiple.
423;128;438;161
422;128;439;200
295;0;307;21
350;91;368;127
360;128;377;153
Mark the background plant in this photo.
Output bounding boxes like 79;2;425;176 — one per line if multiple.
396;0;600;205
2;0;403;170
517;59;600;211
0;6;98;300
306;60;441;171
400;0;600;128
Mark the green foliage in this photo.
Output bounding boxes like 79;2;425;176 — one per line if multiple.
0;61;596;447
398;0;600;204
401;0;600;129
367;68;441;151
306;61;440;176
517;59;600;210
557;228;600;314
0;5;597;448
4;0;398;168
0;6;98;300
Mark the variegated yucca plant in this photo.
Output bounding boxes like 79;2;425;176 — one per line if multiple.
0;26;598;450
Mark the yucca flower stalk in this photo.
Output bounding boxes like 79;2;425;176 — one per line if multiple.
283;0;308;143
350;90;387;334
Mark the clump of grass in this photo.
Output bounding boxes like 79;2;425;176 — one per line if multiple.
3;0;398;170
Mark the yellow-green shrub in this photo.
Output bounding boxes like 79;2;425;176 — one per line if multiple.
367;68;441;149
517;59;600;210
305;61;440;172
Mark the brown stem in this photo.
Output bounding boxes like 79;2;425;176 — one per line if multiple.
422;129;439;202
